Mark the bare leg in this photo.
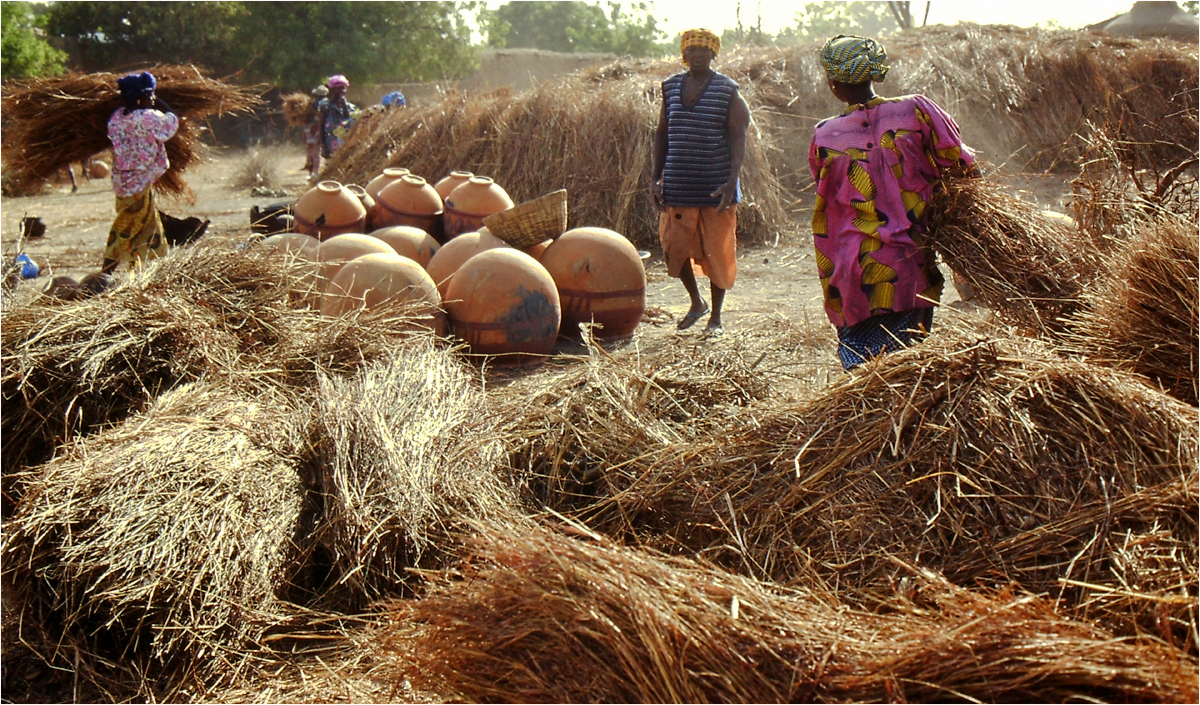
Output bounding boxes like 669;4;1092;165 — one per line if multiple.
676;259;709;329
706;283;726;333
101;257;118;275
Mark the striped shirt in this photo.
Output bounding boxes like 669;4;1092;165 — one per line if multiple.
661;71;740;208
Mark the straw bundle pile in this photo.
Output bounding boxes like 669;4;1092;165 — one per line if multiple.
0;65;260;197
311;341;523;609
547;323;1198;645
322;77;787;249
926;176;1102;336
383;523;1197;703
282;92;314;128
1;383;309;699
1065;217;1199;406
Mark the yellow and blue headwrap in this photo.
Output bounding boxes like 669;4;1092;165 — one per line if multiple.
681;28;720;64
820;35;889;84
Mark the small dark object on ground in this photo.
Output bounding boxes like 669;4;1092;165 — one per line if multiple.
160;211;210;247
250;201;296;235
19;217;46;240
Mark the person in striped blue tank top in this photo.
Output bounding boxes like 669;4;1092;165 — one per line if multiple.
651;28;750;337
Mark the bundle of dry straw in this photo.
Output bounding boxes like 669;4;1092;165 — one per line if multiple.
281;92;313;128
383;523;1197;703
1;383;309;700
311;342;523;609
927;176;1102;336
1066;216;1199;406
322;77;787;249
0;65;260;197
532;323;1198;647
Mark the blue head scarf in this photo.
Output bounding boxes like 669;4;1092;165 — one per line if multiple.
382;91;406;108
117;71;157;103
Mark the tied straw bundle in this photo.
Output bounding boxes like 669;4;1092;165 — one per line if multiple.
0;65;260;197
383;523;1197;704
282;91;314;128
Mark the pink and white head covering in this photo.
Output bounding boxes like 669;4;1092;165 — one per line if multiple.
327;74;350;89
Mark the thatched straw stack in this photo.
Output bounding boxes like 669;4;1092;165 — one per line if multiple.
322;77;787;249
382;524;1197;703
1065;217;1199;406
1;383;309;699
926;176;1102;336
531;323;1198;646
0;65;260;197
311;341;524;608
282;92;313;127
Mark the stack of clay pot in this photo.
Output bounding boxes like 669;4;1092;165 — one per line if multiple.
540;227;646;339
322;252;444;334
294;181;368;241
442;176;513;241
375;175;444;236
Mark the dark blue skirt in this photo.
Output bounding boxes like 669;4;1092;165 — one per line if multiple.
836;308;935;370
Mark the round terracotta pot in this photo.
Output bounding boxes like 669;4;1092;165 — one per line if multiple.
433;171;474;202
364;167;411;202
315;234;397;299
88;160;111;179
322;253;445;335
294;181;368;241
260;232;322;305
523;238;554;260
375;174;444;234
425;230;511;300
445;248;560;363
345;184;377;229
442;176;514;241
369;225;441;269
540;227;646;338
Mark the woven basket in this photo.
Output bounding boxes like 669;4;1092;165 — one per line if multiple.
483;189;568;249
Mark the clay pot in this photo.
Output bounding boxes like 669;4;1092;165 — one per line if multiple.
446;249;560;363
425;231;511;300
540;227;646;338
375;175;444;234
315;234;397;297
322;253;445;335
442;176;513;241
434;171;474;201
88;160;111;179
294;181;368;241
523;239;553;260
260;231;320;257
364;167;411;202
260;232;322;304
345;184;377;229
369;226;441;269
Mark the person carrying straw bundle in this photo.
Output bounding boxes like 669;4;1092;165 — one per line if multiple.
101;71;179;274
651;28;750;338
304;84;330;180
319;74;357;161
809;35;978;369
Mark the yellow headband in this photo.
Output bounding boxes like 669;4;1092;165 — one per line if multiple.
681;28;720;65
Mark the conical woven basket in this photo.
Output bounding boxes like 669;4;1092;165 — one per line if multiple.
482;189;568;249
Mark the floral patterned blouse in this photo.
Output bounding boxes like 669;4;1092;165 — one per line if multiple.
107;107;180;197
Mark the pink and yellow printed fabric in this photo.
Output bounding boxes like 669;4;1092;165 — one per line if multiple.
107;108;179;198
808;94;974;328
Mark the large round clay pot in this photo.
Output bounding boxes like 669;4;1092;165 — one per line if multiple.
261;232;322;304
523;239;553;260
88;160;111;179
345;184;377;229
322;253;446;335
434;171;473;202
442;176;513;241
260;231;320;257
425;231;510;300
294;181;368;241
368;225;441;269
445;249;560;363
375;175;444;234
540;227;646;338
364;167;411;202
315;234;397;297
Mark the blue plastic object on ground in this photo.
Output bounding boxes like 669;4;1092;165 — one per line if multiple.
15;253;39;279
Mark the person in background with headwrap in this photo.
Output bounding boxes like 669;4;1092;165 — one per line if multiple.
651;28;750;338
318;74;357;160
304;84;329;179
382;90;406;109
809;35;978;370
101;71;179;274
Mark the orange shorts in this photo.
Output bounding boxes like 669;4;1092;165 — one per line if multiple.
658;206;737;290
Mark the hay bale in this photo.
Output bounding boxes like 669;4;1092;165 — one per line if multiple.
926;176;1103;336
1066;217;1199;406
381;524;1197;703
322;76;787;249
311;340;523;608
0;383;309;699
0;65;260;198
282;92;314;128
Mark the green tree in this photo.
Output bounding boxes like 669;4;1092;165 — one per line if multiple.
1183;1;1198;16
773;1;899;46
1;1;67;78
489;1;664;56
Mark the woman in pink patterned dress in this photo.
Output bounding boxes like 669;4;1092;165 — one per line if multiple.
809;35;978;369
101;71;179;274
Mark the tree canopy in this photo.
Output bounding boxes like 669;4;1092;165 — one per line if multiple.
486;1;664;57
1;1;67;79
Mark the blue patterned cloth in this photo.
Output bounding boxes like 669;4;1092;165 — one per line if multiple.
836;307;934;369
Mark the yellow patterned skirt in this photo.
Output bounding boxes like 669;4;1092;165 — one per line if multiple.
105;187;166;266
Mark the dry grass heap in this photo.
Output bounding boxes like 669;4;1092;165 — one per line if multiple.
383;523;1197;703
524;323;1198;647
0;65;260;197
281;91;313;128
1066;216;1199;406
311;342;523;609
1;383;309;701
927;176;1102;337
322;78;787;249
